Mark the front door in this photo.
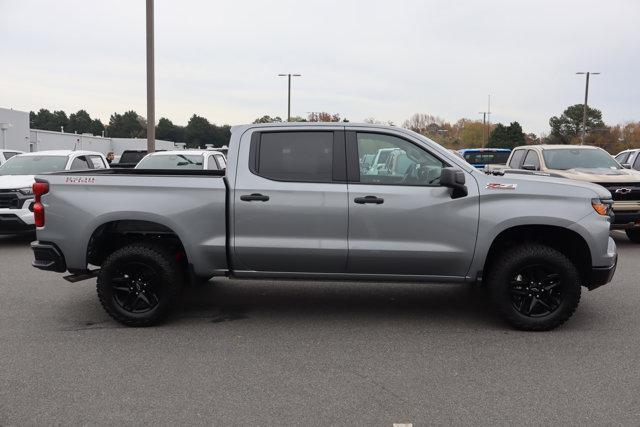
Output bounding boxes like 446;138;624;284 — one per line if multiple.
346;130;479;278
233;129;349;273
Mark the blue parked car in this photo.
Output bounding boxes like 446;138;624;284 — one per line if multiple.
458;148;511;169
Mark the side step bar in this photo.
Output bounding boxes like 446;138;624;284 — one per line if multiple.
63;269;100;283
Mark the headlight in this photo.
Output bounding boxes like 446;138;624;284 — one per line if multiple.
592;198;613;216
18;187;33;196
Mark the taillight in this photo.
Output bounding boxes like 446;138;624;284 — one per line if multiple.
32;181;49;227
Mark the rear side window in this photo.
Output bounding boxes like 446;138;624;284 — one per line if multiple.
255;132;333;182
509;150;526;168
4;152;21;160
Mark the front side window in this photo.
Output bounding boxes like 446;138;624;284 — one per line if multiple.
256;132;333;182
357;133;444;185
136;154;204;170
70;156;92;170
615;152;630;164
0;155;68;175
509;149;526;168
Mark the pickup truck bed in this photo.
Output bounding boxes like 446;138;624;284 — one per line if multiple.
31;123;618;331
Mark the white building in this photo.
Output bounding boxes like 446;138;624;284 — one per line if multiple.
0;108;30;151
1;107;180;155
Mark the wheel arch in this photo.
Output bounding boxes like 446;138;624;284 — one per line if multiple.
481;224;592;285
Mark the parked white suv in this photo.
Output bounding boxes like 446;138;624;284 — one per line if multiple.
135;149;227;170
0;150;109;234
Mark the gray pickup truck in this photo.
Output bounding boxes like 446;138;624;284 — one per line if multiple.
31;123;617;330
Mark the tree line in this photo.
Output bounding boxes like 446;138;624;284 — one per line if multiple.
30;109;232;148
30;106;640;153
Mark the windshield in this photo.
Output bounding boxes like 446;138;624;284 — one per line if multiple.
136;154;204;170
542;148;620;170
0;155;68;175
463;151;510;165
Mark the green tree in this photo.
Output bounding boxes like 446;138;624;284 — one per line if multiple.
30;109;69;131
67;110;93;134
211;124;231;147
549;104;605;144
185;114;212;147
107;111;146;138
90;119;105;136
487;121;525;149
156;117;185;141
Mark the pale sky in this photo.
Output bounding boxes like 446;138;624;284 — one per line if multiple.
2;0;639;135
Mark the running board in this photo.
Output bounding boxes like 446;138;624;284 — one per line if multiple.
63;269;100;283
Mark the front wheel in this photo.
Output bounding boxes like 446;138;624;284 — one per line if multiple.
625;228;640;243
97;243;184;327
487;244;581;331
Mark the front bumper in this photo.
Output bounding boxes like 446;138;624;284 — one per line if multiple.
0;213;35;234
586;253;618;290
31;241;67;273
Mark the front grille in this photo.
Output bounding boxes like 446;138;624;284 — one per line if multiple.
0;194;20;209
594;183;640;202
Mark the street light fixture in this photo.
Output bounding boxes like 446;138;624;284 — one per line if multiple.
576;71;600;145
278;73;301;121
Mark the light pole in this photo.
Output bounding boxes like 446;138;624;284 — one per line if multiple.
146;0;155;152
576;71;600;145
478;112;488;147
278;73;301;121
0;122;12;150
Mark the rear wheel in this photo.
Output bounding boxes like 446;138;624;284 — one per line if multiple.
487;244;581;331
625;228;640;243
97;243;184;326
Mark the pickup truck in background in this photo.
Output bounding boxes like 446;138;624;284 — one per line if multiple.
31;124;617;331
0;150;109;234
490;144;640;242
110;150;161;169
458;148;511;169
135;149;227;171
614;149;640;171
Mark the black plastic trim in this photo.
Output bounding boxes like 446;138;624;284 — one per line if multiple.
31;241;67;273
586;255;617;290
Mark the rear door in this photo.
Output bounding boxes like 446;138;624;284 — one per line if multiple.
233;129;349;273
346;130;479;278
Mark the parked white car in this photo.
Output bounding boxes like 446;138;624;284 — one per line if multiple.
135;149;227;170
0;150;109;234
614;149;640;171
0;149;24;165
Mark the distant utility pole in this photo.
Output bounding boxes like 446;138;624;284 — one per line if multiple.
479;111;488;147
278;73;301;121
576;71;600;145
146;0;156;152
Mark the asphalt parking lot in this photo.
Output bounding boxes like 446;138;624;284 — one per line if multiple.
1;232;639;425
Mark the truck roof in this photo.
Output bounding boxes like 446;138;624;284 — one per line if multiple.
518;145;601;151
458;148;511;153
144;149;224;156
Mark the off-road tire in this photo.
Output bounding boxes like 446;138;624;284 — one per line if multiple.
487;244;581;331
97;243;184;327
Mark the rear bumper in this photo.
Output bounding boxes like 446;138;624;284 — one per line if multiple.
31;241;67;273
611;211;640;229
0;212;35;235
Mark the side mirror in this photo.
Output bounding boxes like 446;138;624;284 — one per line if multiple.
440;167;468;199
522;164;537;171
622;163;632;169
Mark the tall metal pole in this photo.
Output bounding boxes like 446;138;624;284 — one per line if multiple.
576;71;600;145
278;73;301;121
146;0;156;152
479;112;487;147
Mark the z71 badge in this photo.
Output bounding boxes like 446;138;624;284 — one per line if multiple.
65;176;95;184
486;182;517;190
